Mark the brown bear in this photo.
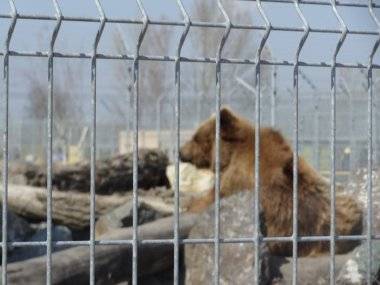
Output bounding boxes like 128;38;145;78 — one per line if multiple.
180;107;363;257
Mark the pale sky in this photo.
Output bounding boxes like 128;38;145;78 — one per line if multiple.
0;0;379;120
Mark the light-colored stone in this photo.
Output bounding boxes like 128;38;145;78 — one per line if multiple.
166;163;214;197
344;169;380;234
337;241;380;284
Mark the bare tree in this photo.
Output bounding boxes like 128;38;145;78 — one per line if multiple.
110;2;273;130
24;64;83;162
184;0;273;120
112;21;172;116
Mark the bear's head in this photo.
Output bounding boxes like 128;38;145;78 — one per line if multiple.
180;107;252;170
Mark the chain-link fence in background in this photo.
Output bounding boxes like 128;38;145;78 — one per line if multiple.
6;88;380;177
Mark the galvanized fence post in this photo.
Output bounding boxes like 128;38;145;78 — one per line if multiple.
132;1;148;284
293;2;310;284
254;1;271;283
329;1;348;283
2;1;16;284
367;1;380;283
46;1;62;283
90;1;106;284
214;2;231;284
174;1;190;283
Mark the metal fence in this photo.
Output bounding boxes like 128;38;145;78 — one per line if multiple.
1;0;380;284
4;91;380;172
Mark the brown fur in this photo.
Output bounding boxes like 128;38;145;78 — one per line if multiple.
180;107;363;257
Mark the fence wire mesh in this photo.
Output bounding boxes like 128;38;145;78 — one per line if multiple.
1;0;380;284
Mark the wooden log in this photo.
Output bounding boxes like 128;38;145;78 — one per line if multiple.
4;213;198;285
0;184;128;229
22;149;169;194
1;184;176;230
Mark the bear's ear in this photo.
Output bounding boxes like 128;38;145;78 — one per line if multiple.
219;107;242;141
283;157;304;184
220;107;238;128
283;158;293;182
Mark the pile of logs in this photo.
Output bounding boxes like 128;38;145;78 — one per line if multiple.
22;149;169;194
1;184;177;230
0;149;185;284
3;152;377;284
3;214;198;285
1;184;128;229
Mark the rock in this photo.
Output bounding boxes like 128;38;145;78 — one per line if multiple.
166;163;214;197
274;243;380;285
344;169;380;234
0;211;72;264
273;254;357;285
95;200;170;237
185;191;274;284
184;190;375;285
336;241;380;284
166;162;215;211
0;211;33;248
8;224;72;263
0;211;34;262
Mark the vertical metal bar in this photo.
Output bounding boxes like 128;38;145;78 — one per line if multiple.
338;78;355;171
348;91;354;171
271;65;277;127
367;2;379;283
90;2;106;284
329;1;347;284
366;56;374;285
47;2;62;284
156;95;163;149
2;2;16;284
133;2;148;284
351;109;357;170
298;70;319;169
254;2;271;284
292;2;309;284
374;101;378;171
214;2;231;284
115;26;132;154
314;95;320;171
376;110;379;170
173;1;190;284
